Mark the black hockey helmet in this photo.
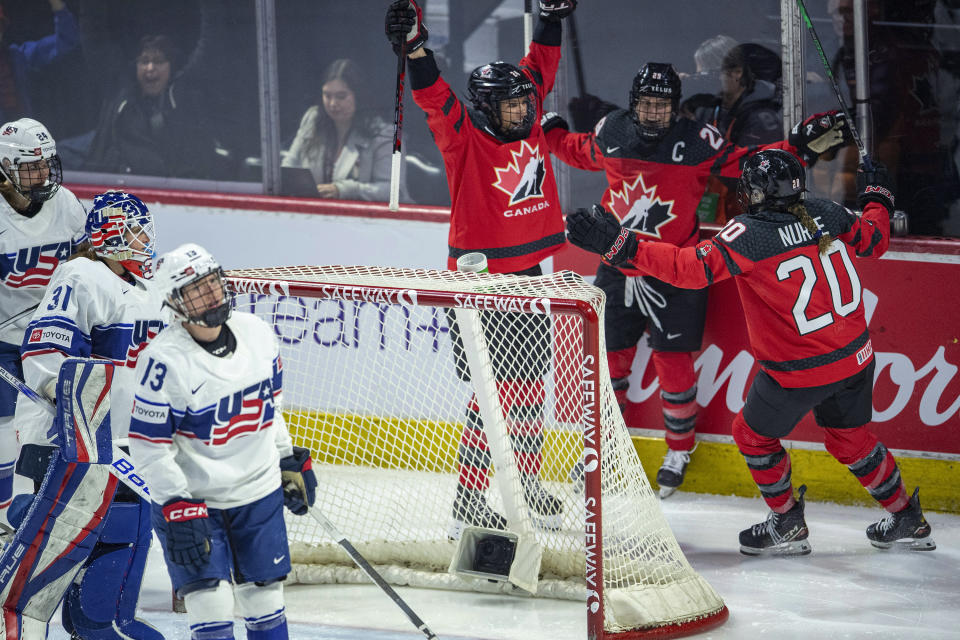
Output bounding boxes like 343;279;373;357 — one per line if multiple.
738;149;805;212
467;61;537;142
628;62;682;140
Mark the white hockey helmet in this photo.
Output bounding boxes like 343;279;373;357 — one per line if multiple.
155;243;233;327
0;118;62;202
86;191;156;278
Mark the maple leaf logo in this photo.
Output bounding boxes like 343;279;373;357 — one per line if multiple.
492;140;546;205
605;174;677;239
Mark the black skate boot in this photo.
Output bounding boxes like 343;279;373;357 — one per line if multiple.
522;475;563;530
656;447;693;498
866;487;936;551
449;485;507;540
739;485;812;556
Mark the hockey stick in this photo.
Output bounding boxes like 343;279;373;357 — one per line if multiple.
568;13;586;97
307;505;439;640
794;0;872;171
523;0;533;53
0;364;153;503
389;38;407;212
0;304;39;333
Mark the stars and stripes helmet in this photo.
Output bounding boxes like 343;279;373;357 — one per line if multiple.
155;243;233;327
86;191;156;278
738;149;805;213
0;118;63;202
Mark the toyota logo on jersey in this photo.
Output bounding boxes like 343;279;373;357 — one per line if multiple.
0;241;72;288
211;378;277;445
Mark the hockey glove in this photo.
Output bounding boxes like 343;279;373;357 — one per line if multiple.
161;498;211;572
385;0;428;57
789;111;851;165
280;446;317;516
540;111;569;134
568;94;618;132
538;0;577;21
566;204;639;266
856;162;896;216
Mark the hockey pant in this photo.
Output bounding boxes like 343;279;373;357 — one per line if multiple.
608;347;697;452
0;341;24;515
732;412;909;513
184;580;287;640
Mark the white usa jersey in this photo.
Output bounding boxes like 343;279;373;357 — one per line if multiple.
16;257;165;445
128;312;294;509
0;187;87;345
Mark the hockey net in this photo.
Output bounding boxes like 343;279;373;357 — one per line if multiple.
226;265;727;639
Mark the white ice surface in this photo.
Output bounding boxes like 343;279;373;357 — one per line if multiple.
40;491;959;640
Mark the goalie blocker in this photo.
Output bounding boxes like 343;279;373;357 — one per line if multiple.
0;358;161;640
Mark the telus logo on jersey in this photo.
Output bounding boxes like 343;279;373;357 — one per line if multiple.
606;174;677;239
1;241;72;288
210;377;277;445
493;140;548;215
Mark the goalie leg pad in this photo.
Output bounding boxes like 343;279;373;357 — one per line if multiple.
236;581;287;640
184;580;236;640
57;357;116;465
0;452;117;639
61;494;163;640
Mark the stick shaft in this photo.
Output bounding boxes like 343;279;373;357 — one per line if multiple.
795;0;872;170
0;304;39;333
568;13;586;96
389;42;407;211
309;506;438;640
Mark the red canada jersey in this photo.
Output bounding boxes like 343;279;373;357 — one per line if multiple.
626;197;890;388
546;113;798;274
412;43;564;274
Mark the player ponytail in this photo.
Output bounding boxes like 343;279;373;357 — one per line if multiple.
787;203;833;254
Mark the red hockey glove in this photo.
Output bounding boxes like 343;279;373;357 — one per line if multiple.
385;0;428;57
566;205;639;266
789;111;851;165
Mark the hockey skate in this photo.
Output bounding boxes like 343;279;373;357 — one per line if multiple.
657;446;694;498
866;487;936;551
739;485;812;556
449;485;507;540
522;475;563;530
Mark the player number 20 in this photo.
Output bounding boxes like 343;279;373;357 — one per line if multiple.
776;244;862;335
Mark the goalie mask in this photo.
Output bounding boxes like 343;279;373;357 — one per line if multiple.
628;63;681;141
155;243;233;327
467;62;537;142
86;191;156;278
738;149;805;213
0;118;63;202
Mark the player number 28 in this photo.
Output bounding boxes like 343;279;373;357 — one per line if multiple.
776;244;862;335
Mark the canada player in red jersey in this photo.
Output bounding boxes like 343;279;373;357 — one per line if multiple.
566;149;935;556
541;63;851;497
385;0;576;534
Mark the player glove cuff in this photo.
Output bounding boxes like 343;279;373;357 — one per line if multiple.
161;498;211;571
280;446;317;516
566;204;639;266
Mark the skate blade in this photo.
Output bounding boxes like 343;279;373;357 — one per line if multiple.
870;537;937;551
740;539;812;557
659;486;678;499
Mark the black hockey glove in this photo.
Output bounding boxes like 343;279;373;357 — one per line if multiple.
788;111;851;165
161;498;211;572
568;94;618;133
280;446;317;516
538;0;577;21
566;204;639;266
540;111;569;134
856;162;896;216
385;0;428;57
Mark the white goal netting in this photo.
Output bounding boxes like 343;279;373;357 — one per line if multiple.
227;265;727;639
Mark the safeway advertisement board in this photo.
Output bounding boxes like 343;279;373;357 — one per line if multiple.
555;242;960;456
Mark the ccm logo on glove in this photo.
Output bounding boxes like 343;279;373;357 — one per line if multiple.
163;501;208;522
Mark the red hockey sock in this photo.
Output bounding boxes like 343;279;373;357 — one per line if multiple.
607;346;636;409
824;426;909;512
732;411;795;513
653;351;697;452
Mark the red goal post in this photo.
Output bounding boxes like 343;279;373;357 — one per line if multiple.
226;265;728;639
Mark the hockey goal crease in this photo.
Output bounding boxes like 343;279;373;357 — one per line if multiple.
226;265;728;639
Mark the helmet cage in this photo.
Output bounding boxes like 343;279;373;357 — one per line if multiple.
467;62;537;142
168;268;233;328
0;119;63;202
86;192;156;278
628;63;682;140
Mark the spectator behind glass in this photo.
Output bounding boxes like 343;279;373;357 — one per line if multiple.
83;32;231;180
283;58;407;202
0;0;79;123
